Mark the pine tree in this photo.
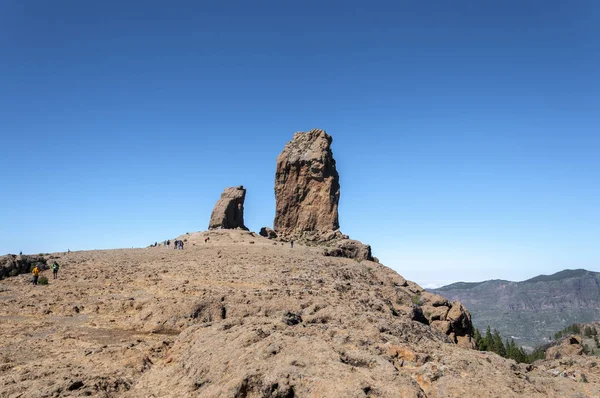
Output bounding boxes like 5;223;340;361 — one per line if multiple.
473;327;483;349
481;326;492;351
492;329;506;357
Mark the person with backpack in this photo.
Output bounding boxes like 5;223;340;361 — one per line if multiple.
32;265;40;285
52;261;60;279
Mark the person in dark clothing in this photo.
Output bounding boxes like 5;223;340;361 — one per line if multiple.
167;240;170;248
290;240;294;248
180;241;184;250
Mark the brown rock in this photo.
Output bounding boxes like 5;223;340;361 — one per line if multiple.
447;301;473;336
431;320;452;335
546;335;584;359
3;229;600;398
259;227;277;239
323;239;374;261
208;186;248;230
273;129;340;238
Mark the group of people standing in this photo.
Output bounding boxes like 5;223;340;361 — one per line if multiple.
173;240;184;249
31;261;60;285
160;239;184;249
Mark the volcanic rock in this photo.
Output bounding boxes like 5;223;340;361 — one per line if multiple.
208;186;248;230
323;239;374;261
273;129;340;239
546;335;584;359
2;230;600;397
259;227;277;239
420;291;476;349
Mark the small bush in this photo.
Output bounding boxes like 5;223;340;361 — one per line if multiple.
38;276;49;285
8;269;19;277
412;294;422;306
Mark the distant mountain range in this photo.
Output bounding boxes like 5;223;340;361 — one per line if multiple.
429;269;600;349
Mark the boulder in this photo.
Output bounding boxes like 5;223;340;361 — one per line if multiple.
273;129;340;239
323;239;374;261
420;293;476;349
208;186;248;230
259;227;277;239
546;335;584;359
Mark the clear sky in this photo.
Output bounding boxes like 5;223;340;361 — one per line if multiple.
1;1;598;288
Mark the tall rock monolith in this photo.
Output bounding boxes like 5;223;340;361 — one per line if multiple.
273;129;340;239
209;186;248;230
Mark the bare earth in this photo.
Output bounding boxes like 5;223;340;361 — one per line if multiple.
1;230;599;397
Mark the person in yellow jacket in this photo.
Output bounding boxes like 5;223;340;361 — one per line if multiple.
32;265;40;286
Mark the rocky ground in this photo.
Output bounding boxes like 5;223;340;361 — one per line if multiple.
1;230;599;397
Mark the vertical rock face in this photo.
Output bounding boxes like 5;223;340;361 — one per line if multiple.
208;186;248;230
274;129;340;238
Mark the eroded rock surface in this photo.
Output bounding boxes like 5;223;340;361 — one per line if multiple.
208;186;247;230
1;231;599;397
323;239;374;262
546;335;584;359
274;129;340;240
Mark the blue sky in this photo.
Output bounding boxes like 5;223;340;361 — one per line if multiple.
1;1;598;287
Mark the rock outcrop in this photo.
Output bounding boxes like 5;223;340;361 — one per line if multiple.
420;291;476;349
546;335;584;359
259;227;277;239
323;239;374;261
208;186;248;230
0;254;49;279
274;129;340;240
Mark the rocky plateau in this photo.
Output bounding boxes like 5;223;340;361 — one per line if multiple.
1;232;599;397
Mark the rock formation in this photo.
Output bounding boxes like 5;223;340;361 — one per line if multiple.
546;335;584;359
323;239;374;261
259;227;277;239
274;129;340;239
208;186;248;230
419;291;476;349
0;254;49;279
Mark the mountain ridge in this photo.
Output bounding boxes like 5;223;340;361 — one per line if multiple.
430;268;600;348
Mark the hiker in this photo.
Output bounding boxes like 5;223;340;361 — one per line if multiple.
205;237;210;243
167;240;170;248
180;241;184;250
52;261;60;279
290;240;294;248
67;249;70;254
32;264;40;285
19;251;22;255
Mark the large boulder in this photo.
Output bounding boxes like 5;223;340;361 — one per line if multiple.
259;227;277;239
420;291;476;349
323;239;374;261
273;129;340;239
208;186;248;230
